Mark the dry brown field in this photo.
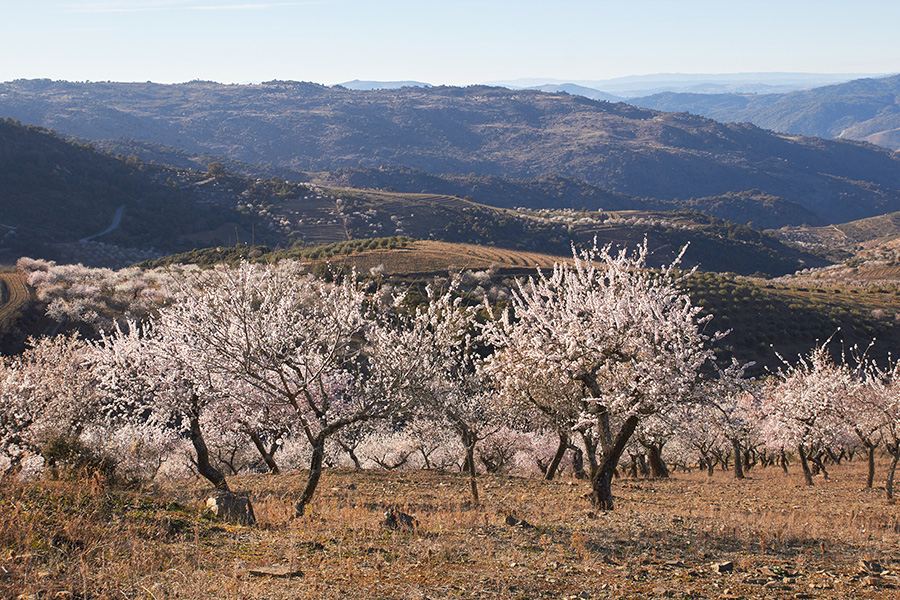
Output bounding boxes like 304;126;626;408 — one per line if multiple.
4;458;900;599
310;240;565;276
0;272;29;333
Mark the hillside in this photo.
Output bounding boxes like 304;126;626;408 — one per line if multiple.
2;80;900;224
0;119;254;266
0;118;823;275
315;168;824;228
634;74;900;150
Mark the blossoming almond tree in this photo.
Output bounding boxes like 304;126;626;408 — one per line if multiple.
484;240;720;510
157;261;448;515
699;360;758;479
860;359;900;498
0;335;97;478
94;320;234;491
761;342;854;486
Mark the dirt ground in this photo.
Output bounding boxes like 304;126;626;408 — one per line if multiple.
3;458;900;599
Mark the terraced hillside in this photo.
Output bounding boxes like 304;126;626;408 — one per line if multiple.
0;272;29;332
299;240;564;276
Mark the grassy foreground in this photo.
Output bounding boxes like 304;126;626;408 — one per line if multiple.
3;461;900;599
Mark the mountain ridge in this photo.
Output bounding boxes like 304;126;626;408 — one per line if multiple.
2;79;900;225
633;74;900;150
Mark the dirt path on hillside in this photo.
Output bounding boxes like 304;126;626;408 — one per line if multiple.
0;271;29;330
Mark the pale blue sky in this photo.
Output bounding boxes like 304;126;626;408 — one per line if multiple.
2;0;897;85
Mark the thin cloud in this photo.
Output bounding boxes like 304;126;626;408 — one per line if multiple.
63;1;328;13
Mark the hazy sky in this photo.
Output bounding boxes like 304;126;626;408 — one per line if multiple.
2;0;897;85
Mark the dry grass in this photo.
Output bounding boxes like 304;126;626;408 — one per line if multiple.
0;272;29;332
308;240;565;277
4;460;900;599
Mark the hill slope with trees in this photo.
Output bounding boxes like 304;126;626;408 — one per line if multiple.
2;80;900;224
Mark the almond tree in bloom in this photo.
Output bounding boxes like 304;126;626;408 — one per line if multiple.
836;356;888;489
761;342;854;486
861;359;900;498
666;396;738;476
410;280;501;503
94;320;234;491
0;335;97;477
484;241;720;510
699;360;758;479
487;342;583;481
157;261;443;515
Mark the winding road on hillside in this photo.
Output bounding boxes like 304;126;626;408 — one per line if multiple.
80;204;126;242
0;271;29;331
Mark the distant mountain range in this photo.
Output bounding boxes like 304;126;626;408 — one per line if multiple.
633;74;900;150
337;80;432;90
2;79;900;226
487;72;884;97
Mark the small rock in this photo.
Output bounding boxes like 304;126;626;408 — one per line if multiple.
862;575;882;587
712;561;734;574
205;491;256;526
383;507;417;531
504;515;533;528
859;559;886;575
248;564;303;578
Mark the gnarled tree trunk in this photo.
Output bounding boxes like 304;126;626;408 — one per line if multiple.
646;444;669;479
544;431;569;481
189;414;229;491
886;444;899;502
591;415;639;511
798;445;814;486
295;438;325;516
245;427;281;474
731;439;745;480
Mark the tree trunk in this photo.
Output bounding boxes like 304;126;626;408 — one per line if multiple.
571;445;587;479
811;452;829;480
591;415;639;511
544;431;568;481
866;443;876;489
628;454;639;478
464;440;479;504
731;439;745;480
295;438;325;516
701;453;715;476
189;414;229;491
743;449;753;471
798;445;814;486
646;444;669;479
636;453;649;477
337;440;362;470
780;449;789;473
581;432;600;480
246;429;281;474
886;450;899;502
863;440;876;490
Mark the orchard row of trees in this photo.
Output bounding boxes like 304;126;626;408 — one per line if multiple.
3;242;900;516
